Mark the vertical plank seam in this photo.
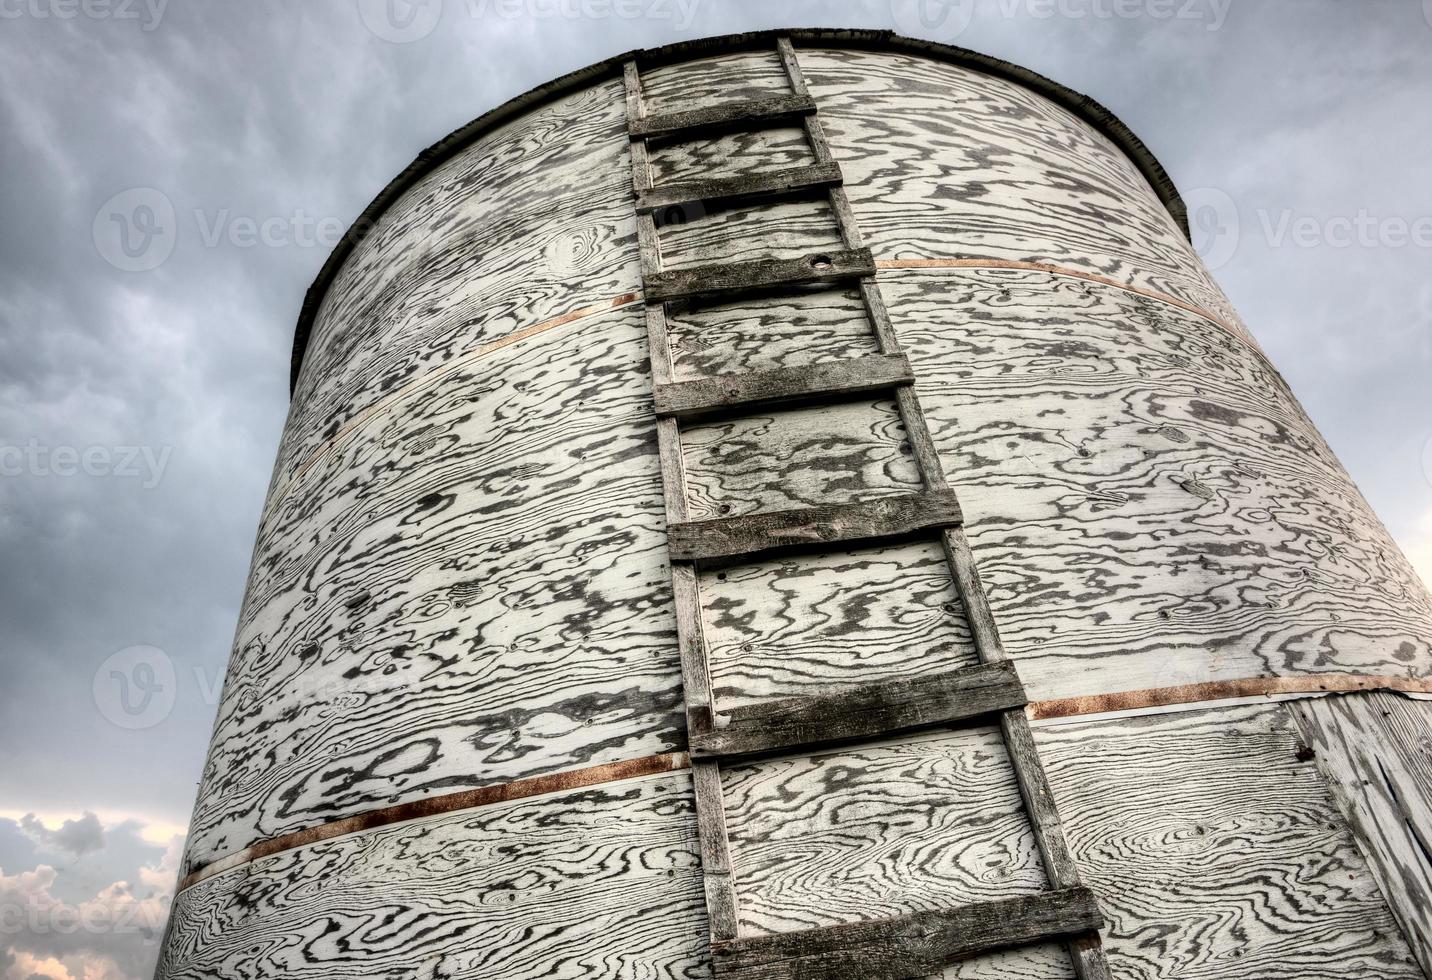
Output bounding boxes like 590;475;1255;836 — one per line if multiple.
1288;696;1432;980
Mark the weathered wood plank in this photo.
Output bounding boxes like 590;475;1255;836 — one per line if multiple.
648;125;817;188
702;538;980;714
826;184;865;250
1062;935;1113;980
654;354;913;420
710;888;1102;980
669;490;963;563
629;56;745;960
622;61;649;190
861;278;903;352
630;94;818;140
1288;692;1432;977
640;48;794;117
775;37;809;98
691;661;1026;759
693;759;740;942
666;286;879;381
720;726;1051;936
1001;710;1082;892
283;77;634;480
657;195;849;273
646;247;875;303
637;162;843;215
159;772;707;979
635;208;661;284
1038;703;1426;980
799;46;1246;336
184;307;685;871
884;267;1432;699
776;37;836;175
679;396;921;522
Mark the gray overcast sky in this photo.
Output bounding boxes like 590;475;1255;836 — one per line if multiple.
1;2;1429;977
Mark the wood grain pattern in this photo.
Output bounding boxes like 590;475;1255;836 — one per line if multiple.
932;943;1076;979
166;702;1432;979
690;661;1024;759
1038;704;1425;980
653;353;912;421
878;257;1242;340
883;267;1432;700
179;752;689;890
165;36;1432;980
669;491;962;563
159;772;708;979
1289;692;1432;977
640;49;794;116
666;286;879;382
710;887;1101;980
647;246;872;301
656;203;852;275
631;93;817;141
679;397;922;523
799;45;1247;341
637;161;843;215
720;726;1052;937
283;79;636;490
700;537;980;714
182;306;684;871
649;125;816;187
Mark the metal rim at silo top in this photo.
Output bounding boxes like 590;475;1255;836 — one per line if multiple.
288;27;1192;393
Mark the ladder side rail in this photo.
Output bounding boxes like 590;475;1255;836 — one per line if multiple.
777;36;1113;980
623;58;740;945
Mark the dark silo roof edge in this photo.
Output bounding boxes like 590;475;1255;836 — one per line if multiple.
289;28;1189;393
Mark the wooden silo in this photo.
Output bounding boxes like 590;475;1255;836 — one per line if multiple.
156;29;1432;980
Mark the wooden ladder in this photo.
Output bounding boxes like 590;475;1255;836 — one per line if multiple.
623;37;1112;980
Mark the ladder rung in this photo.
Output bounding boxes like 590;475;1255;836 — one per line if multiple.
646;248;875;304
636;162;844;215
668;490;963;563
630;94;817;140
653;354;913;421
690;661;1026;759
710;887;1104;980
